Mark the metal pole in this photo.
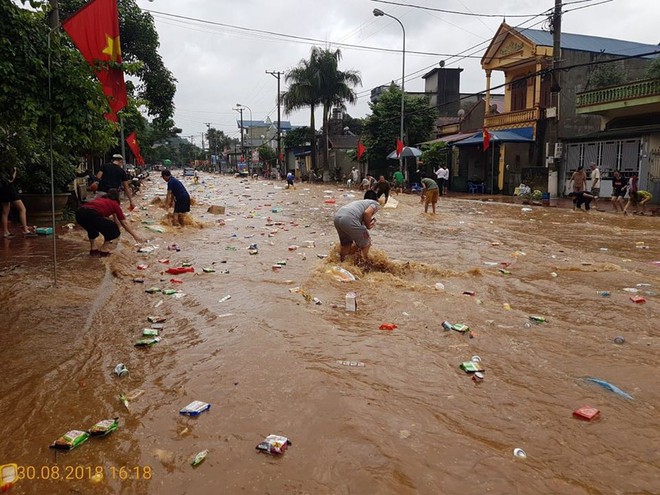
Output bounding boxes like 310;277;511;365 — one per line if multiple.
491;143;495;194
47;32;57;287
119;113;126;162
373;10;406;176
276;73;282;176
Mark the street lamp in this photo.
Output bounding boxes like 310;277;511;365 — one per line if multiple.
236;103;253;150
373;8;406;174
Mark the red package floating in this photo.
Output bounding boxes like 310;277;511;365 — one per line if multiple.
324;199;336;204
170;278;183;284
573;406;600;421
630;295;646;304
379;323;397;331
166;267;195;275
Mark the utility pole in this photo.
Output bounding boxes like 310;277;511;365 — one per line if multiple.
204;122;212;170
549;0;562;195
233;107;245;164
49;0;59;29
267;70;283;177
188;135;195;165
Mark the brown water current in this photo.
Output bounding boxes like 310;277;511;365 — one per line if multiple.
0;173;658;495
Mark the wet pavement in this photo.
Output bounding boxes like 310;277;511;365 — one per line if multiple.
0;173;659;494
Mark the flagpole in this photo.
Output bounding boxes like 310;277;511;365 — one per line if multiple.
47;31;58;287
120;112;126;160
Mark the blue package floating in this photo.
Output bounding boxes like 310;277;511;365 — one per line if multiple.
179;401;211;416
584;377;634;400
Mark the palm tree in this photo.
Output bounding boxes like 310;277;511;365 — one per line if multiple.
281;47;361;178
280;55;321;173
315;48;362;174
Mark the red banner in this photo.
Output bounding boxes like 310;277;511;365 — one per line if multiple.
483;127;492;151
126;131;145;165
396;139;404;157
357;141;366;160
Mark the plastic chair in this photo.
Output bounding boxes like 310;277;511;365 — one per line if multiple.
468;181;484;193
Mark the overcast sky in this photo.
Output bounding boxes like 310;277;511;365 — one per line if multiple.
136;0;659;145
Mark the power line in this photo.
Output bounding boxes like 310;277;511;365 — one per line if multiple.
371;0;550;17
370;0;612;17
147;9;482;59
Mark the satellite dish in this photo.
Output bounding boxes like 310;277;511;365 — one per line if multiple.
439;60;445;68
457;109;465;118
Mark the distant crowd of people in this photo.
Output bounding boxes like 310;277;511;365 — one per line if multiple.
569;162;652;215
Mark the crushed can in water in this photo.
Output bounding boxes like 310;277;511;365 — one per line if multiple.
114;363;129;377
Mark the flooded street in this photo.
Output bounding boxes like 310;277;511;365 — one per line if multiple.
1;173;658;495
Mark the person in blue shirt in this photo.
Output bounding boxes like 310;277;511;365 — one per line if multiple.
286;171;296;190
161;169;191;227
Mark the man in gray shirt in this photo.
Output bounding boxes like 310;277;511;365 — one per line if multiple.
333;199;380;261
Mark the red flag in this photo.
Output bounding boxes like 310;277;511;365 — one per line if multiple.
357;141;366;160
483;127;492;151
396;138;404;157
63;0;127;121
126;131;145;165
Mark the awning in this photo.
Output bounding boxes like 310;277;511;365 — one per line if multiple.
562;124;660;142
454;129;534;147
417;132;474;146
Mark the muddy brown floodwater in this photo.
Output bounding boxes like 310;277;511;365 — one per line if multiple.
0;173;658;495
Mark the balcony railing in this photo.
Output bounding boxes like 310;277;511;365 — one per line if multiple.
576;78;660;108
484;107;541;128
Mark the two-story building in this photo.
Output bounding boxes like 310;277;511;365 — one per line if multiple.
473;22;657;195
570;78;660;201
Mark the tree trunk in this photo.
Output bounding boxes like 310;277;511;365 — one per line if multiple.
321;104;330;174
309;105;317;174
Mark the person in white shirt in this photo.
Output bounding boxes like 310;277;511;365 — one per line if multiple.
434;165;449;196
589;162;600;207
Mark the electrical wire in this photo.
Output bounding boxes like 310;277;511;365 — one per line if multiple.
147;10;480;58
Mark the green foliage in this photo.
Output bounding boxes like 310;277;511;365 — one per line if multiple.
588;62;625;89
257;144;277;165
206;128;237;155
421;142;448;169
364;85;437;172
283;127;311;149
1;2;115;193
647;58;660;79
342;114;364;136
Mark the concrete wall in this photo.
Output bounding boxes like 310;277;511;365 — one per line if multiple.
559;51;654;139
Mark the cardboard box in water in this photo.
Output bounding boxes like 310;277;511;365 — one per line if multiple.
207;205;225;215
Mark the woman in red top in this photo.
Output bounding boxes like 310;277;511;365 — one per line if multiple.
76;189;143;256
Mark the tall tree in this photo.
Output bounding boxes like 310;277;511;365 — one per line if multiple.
281;54;321;172
315;48;361;173
281;47;361;178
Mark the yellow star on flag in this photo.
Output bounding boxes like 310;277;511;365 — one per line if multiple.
102;34;121;62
